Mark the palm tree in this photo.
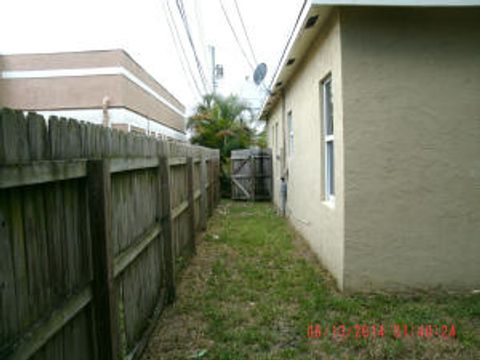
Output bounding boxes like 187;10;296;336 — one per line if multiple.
188;93;254;161
188;93;255;197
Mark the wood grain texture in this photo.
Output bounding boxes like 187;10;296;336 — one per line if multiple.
231;149;272;201
186;157;196;255
0;161;87;189
0;109;220;360
6;287;92;360
113;222;162;278
87;160;119;360
158;155;175;305
199;154;207;231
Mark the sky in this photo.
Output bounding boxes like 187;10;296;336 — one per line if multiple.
0;0;304;115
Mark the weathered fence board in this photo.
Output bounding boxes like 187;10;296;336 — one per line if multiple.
87;159;119;360
231;148;272;201
157;155;175;304
0;108;220;360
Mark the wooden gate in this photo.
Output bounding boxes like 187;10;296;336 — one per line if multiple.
231;148;272;201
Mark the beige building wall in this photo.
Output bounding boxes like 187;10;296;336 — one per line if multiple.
0;50;186;133
267;108;283;208
268;12;346;289
341;7;480;291
0;50;185;113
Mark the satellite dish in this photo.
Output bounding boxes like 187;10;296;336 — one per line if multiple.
253;63;267;85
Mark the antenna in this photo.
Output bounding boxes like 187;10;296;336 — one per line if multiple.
253;63;267;86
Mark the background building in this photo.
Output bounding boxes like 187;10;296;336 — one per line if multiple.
0;49;187;141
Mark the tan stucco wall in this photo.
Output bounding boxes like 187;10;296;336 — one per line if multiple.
267;106;284;208
267;12;346;289
0;50;185;113
0;75;184;132
341;7;480;291
0;75;123;110
0;50;186;132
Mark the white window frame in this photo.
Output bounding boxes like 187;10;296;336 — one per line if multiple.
322;75;334;202
287;111;293;157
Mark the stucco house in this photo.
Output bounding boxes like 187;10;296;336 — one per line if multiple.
0;49;187;141
260;0;480;292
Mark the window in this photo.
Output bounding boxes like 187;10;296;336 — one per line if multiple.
287;111;293;156
322;75;334;201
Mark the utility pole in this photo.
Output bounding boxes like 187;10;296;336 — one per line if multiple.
209;45;217;94
209;45;223;94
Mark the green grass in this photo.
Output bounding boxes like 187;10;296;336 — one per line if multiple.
143;201;480;360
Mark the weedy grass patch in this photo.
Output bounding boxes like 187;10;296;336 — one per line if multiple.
143;201;480;360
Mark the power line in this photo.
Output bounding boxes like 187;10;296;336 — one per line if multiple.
233;0;258;66
269;0;308;90
218;0;255;72
193;0;209;81
219;0;269;97
163;0;203;100
175;0;209;94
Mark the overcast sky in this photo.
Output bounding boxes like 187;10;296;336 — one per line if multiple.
0;0;303;114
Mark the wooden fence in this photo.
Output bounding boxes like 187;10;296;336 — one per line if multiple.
231;148;272;201
0;108;220;360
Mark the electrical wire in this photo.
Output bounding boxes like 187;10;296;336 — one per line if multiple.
233;0;258;66
175;0;209;94
175;0;207;91
193;0;209;81
163;0;203;100
258;0;308;116
226;0;270;95
269;0;308;90
218;0;255;72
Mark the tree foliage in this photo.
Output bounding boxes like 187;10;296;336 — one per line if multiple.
188;93;255;162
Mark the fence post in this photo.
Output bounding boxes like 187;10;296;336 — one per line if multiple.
158;155;176;304
199;153;207;231
250;153;256;202
87;159;118;360
186;156;196;254
208;158;213;216
215;155;220;205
